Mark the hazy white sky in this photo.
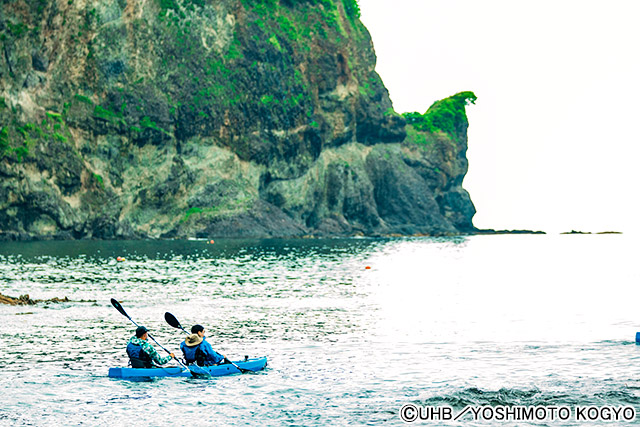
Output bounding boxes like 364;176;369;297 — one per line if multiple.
360;0;640;233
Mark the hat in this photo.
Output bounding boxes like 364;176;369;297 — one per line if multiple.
135;326;149;338
185;333;203;347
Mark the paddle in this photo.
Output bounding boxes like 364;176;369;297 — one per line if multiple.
164;311;250;373
110;298;210;378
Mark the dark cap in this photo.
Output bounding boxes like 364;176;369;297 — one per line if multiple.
191;324;204;334
135;326;149;338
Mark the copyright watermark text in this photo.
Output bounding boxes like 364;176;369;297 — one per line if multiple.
399;404;636;423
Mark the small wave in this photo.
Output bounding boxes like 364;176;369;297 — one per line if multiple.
420;386;640;409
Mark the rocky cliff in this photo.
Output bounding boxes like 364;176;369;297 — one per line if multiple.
0;0;476;239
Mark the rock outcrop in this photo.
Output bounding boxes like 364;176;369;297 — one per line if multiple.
0;292;69;305
0;0;476;239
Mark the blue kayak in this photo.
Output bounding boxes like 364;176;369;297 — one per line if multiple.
108;357;267;379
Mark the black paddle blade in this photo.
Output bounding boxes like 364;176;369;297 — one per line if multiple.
111;298;129;319
164;312;185;331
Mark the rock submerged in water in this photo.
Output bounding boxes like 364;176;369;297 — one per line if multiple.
0;292;70;306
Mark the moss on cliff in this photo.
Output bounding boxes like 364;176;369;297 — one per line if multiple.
403;91;477;143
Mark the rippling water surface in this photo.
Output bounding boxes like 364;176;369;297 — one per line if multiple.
1;235;639;426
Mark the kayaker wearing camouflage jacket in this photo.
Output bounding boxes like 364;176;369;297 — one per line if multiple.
127;326;175;368
180;324;226;366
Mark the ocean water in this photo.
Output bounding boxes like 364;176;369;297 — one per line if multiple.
0;235;638;426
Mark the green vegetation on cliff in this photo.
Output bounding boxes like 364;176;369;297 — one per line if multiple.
0;99;77;162
403;91;477;142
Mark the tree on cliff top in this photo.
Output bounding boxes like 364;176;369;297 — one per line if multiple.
402;91;477;140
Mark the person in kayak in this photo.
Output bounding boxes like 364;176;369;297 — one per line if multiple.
127;326;175;368
180;324;226;366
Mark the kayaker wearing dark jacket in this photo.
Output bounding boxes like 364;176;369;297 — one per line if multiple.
180;324;225;366
127;326;175;368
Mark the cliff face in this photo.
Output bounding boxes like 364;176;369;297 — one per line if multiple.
0;0;475;239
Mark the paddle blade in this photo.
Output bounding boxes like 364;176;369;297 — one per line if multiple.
111;298;129;319
164;312;184;331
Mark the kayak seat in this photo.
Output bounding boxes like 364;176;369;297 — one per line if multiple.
128;357;154;369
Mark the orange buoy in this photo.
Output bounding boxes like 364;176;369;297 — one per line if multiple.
116;256;125;262
365;266;371;270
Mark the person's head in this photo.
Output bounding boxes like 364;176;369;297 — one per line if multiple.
191;324;205;337
136;326;149;340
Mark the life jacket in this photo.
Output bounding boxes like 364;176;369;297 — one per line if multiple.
126;342;153;369
181;343;206;366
